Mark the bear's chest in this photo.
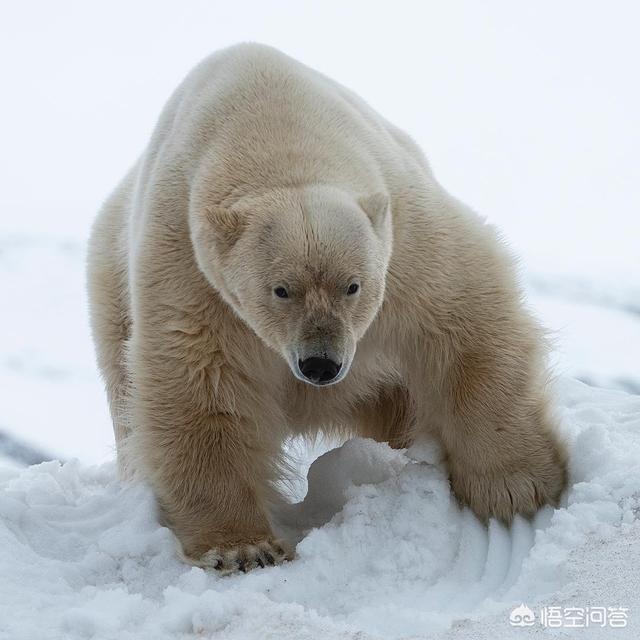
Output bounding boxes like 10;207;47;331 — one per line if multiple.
282;348;399;433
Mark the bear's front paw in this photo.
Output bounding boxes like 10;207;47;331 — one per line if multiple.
450;464;566;524
184;539;294;575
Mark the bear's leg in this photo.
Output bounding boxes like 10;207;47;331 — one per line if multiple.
352;384;416;449
158;416;291;573
427;342;568;523
87;217;131;472
135;404;292;572
127;328;292;573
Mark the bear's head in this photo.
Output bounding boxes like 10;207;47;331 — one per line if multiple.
190;184;392;386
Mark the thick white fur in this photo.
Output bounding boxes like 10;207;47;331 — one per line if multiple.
88;43;567;573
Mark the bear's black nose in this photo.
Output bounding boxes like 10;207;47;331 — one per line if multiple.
298;357;342;384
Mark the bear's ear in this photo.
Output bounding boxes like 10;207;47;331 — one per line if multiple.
205;206;247;251
358;192;390;232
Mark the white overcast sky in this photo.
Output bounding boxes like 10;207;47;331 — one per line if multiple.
1;0;638;283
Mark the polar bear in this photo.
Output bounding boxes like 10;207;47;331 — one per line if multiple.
88;43;567;573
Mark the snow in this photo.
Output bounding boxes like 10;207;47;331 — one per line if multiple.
529;290;640;395
0;236;113;463
1;379;638;639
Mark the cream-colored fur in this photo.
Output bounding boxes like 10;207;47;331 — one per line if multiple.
88;43;567;573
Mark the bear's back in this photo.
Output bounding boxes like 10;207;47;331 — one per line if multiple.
146;43;424;201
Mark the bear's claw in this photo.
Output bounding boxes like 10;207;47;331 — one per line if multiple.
196;539;293;575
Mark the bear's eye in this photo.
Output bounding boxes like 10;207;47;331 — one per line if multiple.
347;283;360;295
274;286;289;299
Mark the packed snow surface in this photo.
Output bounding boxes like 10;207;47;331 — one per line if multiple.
1;378;638;639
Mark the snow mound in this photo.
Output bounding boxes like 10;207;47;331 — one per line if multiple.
1;379;639;639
